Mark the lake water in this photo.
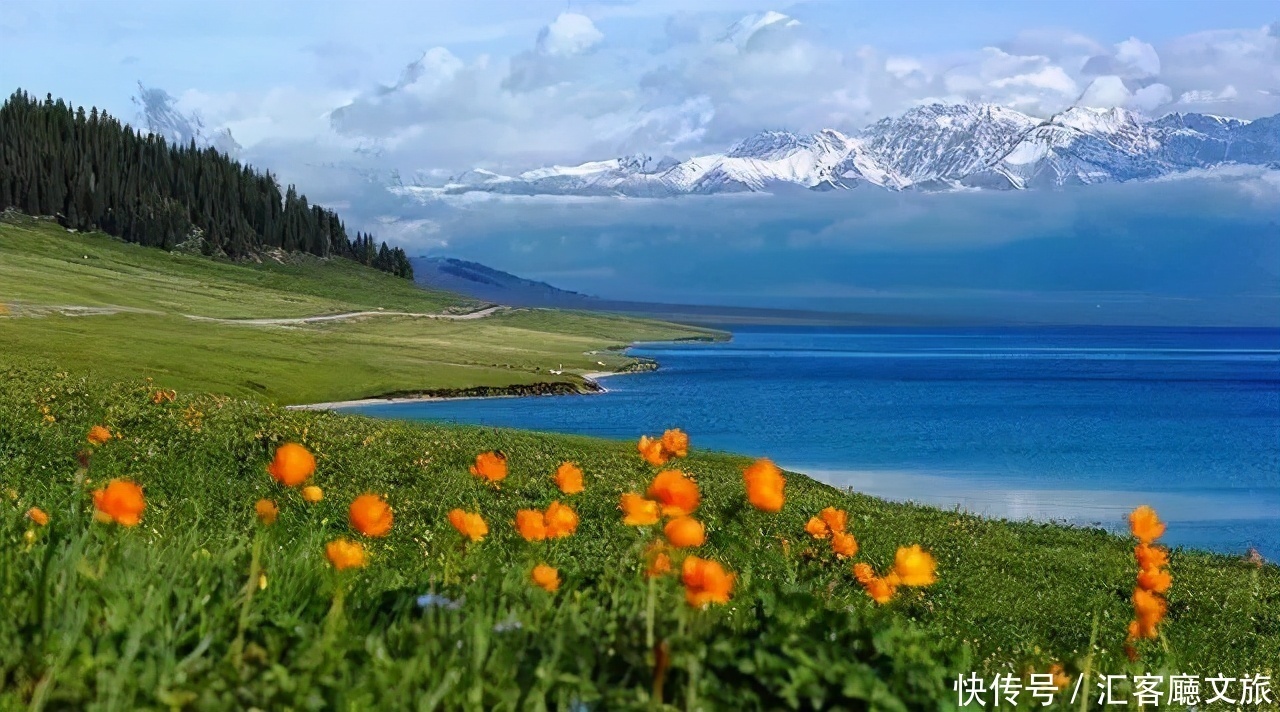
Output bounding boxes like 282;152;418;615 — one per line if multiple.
350;327;1280;558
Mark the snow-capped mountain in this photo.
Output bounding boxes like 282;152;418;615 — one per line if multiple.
395;103;1280;199
131;82;241;157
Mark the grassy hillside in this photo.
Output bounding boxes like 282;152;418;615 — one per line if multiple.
0;364;1275;709
0;215;717;404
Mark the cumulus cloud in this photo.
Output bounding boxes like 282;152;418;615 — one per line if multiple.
147;8;1280;197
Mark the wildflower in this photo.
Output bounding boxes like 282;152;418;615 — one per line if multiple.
470;451;507;484
1135;543;1169;571
544;501;580;538
743;458;786;512
325;538;366;570
267;443;315;487
26;507;49;526
1131;588;1167;639
255;499;279;525
301;485;324;503
647;470;700;517
892;545;938;587
681;556;735;607
349;494;393;537
1048;663;1071;690
852;562;876;585
818;506;847;533
515;509;549;541
645;541;672;578
87;425;112;446
636;435;668;466
554;461;584;495
664;516;706;548
531;564;561;592
1136;567;1173;594
831;531;859;559
151;389;176;404
620;492;661;526
91;479;145;526
448;509;489;542
1128;505;1166;544
661;429;689;458
863;575;898;604
804;516;830;539
24;529;36;544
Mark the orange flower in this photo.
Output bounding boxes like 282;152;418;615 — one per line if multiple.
325;538;366;570
638;435;669;466
151;389;176;404
1134;543;1169;571
743;459;786;512
681;556;735;607
818;506;847;533
553;461;584;495
349;494;393;537
892;545;937;587
664;516;706;548
544;501;580;538
661;428;689;458
470;451;508;484
515;509;548;541
1136;567;1172;594
620;493;661;526
1131;588;1167;638
645;541;672;578
531;564;561;592
852;562;877;585
87;425;112;446
26;507;49;526
267;443;315;487
255;498;279;525
448;509;489;542
805;516;830;539
863;575;898;604
301;485;324;503
647;470;700;517
92;479;145;526
1048;663;1071;690
830;531;859;559
1128;505;1165;544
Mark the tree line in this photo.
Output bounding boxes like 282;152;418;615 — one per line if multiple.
0;90;412;279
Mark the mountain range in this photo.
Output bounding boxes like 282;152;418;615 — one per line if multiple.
395;103;1280;199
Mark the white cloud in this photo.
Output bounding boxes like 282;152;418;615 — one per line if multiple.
536;13;603;56
1079;75;1131;109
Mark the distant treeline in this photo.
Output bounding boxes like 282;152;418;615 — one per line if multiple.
0;90;412;279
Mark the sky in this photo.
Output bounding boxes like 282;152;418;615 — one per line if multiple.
2;0;1278;324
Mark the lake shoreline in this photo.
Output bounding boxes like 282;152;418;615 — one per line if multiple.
287;369;643;411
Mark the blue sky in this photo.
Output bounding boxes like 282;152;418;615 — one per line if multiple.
2;0;1277;324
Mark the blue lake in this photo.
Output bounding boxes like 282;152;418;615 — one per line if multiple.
350;326;1280;558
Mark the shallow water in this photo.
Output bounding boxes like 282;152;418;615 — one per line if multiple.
350;326;1280;558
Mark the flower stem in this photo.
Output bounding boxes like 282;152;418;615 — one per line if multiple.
230;529;264;671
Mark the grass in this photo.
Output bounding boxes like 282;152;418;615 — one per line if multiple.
1;363;1276;710
0;215;718;404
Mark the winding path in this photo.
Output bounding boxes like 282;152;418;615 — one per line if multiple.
182;305;507;325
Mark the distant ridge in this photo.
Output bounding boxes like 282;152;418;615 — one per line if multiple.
411;256;946;326
392;104;1280;200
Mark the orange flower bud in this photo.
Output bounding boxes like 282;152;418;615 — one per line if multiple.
92;479;145;527
301;485;324;503
664;516;706;548
681;556;735;607
349;494;393;537
818;506;846;533
531;564;560;592
267;443;315;487
620;492;661;526
661;428;689;458
637;435;669;466
325;538;366;570
448;509;489;542
87;425;112;446
255;498;278;525
830;531;858;559
515;509;548;541
26;507;49;527
743;459;785;512
1128;505;1165;544
553;461;584;495
647;470;700;517
892;544;937;587
544;501;579;538
470;451;507;483
804;516;830;539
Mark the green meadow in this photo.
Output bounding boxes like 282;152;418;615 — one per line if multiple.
0;215;716;404
1;214;1276;710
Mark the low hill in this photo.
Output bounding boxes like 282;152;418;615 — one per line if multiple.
0;214;717;404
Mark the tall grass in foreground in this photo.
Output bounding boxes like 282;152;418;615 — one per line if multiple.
1;363;1276;709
